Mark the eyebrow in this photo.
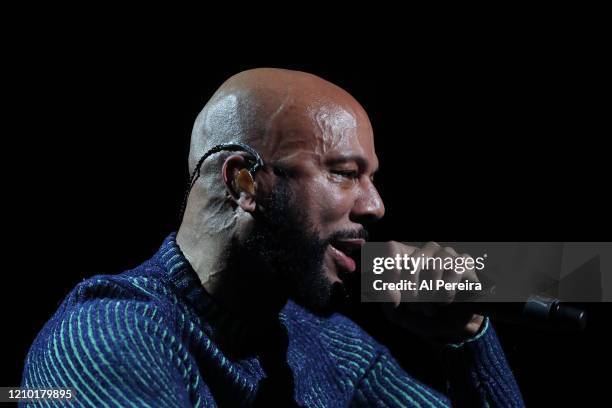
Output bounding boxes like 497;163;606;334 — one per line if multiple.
324;154;379;176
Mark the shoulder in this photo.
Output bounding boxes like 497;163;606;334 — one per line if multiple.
22;265;198;406
23;263;187;378
53;261;179;317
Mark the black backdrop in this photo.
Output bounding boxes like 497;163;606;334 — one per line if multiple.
3;27;610;407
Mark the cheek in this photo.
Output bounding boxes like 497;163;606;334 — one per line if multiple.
301;176;355;225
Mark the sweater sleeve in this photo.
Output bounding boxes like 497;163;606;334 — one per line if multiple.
443;317;525;407
21;283;195;407
350;318;524;408
350;348;452;407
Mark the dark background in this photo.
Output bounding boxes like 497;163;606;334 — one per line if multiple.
3;16;610;407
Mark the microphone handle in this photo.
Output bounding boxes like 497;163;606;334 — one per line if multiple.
463;295;586;331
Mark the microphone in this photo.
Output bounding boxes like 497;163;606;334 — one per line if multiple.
463;295;587;331
345;257;587;330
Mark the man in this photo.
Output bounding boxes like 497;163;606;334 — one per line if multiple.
22;68;524;407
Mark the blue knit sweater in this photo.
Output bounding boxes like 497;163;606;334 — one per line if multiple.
22;233;524;407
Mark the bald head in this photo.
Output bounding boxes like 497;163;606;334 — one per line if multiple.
179;69;384;312
188;68;373;173
182;67;382;239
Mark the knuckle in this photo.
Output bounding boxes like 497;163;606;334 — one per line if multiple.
444;246;458;256
425;241;441;250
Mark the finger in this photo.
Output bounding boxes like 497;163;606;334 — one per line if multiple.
422;241;442;257
442;253;464;285
434;248;461;303
379;242;419;305
385;242;419;303
460;253;480;284
414;241;443;288
444;246;459;257
436;248;461;282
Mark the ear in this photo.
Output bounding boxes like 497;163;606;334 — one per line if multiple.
222;154;257;213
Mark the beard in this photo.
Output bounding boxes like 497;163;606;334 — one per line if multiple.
242;180;363;316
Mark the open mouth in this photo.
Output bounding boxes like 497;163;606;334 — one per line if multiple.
329;238;365;274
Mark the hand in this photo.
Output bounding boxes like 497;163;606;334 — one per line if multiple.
374;241;484;343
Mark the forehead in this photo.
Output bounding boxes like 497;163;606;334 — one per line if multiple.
266;97;378;169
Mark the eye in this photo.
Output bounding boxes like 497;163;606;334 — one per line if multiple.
332;170;359;179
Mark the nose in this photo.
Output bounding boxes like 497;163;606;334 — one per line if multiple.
350;179;385;225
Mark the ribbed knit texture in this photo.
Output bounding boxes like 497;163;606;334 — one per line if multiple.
22;233;524;407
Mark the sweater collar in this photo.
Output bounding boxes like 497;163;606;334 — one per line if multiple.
154;232;271;351
156;232;214;313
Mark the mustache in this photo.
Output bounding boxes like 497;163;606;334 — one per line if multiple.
327;228;369;243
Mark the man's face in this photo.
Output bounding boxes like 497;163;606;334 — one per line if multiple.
247;98;385;314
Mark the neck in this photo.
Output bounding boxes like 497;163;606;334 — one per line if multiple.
176;219;288;348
